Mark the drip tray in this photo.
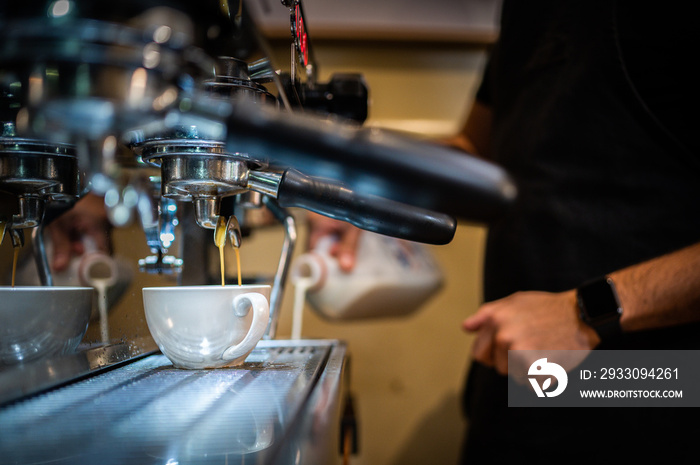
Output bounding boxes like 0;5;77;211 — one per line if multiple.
0;339;346;465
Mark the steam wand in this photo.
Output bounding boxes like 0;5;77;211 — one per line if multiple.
261;196;296;339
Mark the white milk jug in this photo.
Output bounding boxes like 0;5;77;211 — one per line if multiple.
291;232;444;321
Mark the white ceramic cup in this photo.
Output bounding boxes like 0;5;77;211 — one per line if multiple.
143;285;270;369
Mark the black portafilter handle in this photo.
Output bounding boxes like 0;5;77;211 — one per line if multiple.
276;169;456;245
225;99;517;222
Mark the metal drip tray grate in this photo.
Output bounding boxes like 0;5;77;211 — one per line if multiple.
0;340;345;465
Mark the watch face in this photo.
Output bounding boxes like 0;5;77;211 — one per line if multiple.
578;277;622;321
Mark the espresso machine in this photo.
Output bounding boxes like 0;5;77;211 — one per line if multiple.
0;1;515;463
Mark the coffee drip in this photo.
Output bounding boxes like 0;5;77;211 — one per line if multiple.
214;215;243;287
1;219;22;287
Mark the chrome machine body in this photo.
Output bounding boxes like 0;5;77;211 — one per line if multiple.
0;339;347;465
0;1;516;463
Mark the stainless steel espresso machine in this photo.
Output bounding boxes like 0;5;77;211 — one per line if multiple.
0;1;516;464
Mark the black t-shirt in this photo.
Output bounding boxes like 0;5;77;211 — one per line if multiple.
479;0;700;346
463;1;699;462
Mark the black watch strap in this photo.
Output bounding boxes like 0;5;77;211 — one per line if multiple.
576;276;623;342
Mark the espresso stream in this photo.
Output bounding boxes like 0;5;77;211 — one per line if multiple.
2;216;241;288
0;220;20;287
214;216;242;286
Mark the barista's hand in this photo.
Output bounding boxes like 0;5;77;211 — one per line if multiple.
47;193;112;272
462;290;600;375
306;212;361;272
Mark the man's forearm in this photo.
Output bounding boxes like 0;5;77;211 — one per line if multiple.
445;100;493;158
611;242;700;332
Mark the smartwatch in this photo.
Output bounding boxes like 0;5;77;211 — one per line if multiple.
576;276;623;342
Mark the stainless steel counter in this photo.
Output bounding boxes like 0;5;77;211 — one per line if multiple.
0;339;347;465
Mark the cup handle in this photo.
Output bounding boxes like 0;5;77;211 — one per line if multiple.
222;292;269;361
